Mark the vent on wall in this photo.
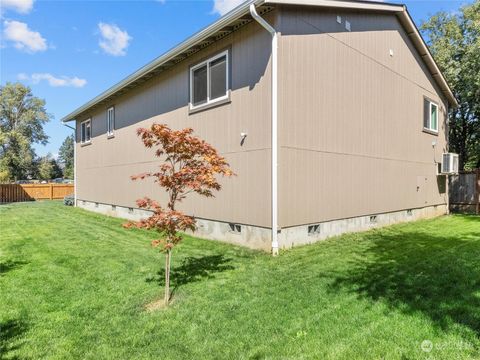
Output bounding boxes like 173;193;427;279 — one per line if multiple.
112;205;116;211
308;224;320;236
229;223;242;234
95;202;99;208
406;209;413;216
369;215;377;224
128;208;134;214
345;20;351;31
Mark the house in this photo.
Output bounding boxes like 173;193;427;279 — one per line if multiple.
61;0;457;254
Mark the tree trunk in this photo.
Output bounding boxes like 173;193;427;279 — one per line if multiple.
164;249;171;306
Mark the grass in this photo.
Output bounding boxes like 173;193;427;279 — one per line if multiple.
1;201;479;359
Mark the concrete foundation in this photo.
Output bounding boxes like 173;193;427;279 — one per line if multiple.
76;199;272;251
76;199;447;253
278;204;448;249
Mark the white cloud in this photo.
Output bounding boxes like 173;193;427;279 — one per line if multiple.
18;73;87;88
212;0;246;16
3;20;47;52
97;22;131;56
1;0;34;14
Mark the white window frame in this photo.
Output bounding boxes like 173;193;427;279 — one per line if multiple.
189;49;229;110
425;101;439;133
80;119;91;144
107;106;115;137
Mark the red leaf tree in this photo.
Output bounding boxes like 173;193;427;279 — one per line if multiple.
124;124;234;306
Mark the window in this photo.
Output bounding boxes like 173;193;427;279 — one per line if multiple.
190;50;229;109
81;119;91;143
424;99;438;132
107;106;115;136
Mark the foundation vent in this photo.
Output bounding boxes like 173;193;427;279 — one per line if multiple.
95;202;99;208
308;224;320;235
128;208;134;214
229;223;242;234
406;209;413;216
112;205;116;211
369;215;377;224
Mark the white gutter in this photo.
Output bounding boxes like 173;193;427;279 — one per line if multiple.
250;4;279;256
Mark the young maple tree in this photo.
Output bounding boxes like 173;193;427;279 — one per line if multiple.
124;123;234;306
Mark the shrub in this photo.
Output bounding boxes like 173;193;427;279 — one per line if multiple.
64;194;74;206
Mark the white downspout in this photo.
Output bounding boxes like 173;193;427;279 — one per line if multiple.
250;4;279;256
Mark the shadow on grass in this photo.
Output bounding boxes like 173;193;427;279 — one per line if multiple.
0;319;27;360
330;223;480;336
0;260;27;277
147;254;235;298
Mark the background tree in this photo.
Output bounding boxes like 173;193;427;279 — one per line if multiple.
59;134;74;178
421;0;480;170
0;82;50;181
124;124;234;307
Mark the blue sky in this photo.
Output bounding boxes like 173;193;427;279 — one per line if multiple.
0;0;469;158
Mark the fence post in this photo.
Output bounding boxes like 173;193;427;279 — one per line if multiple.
50;183;53;200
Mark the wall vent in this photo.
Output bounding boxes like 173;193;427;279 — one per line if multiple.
308;224;320;236
229;223;242;234
369;215;377;223
112;205;116;211
128;208;134;214
406;209;413;216
95;202;99;208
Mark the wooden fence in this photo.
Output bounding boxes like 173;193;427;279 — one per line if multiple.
449;169;480;214
0;183;74;204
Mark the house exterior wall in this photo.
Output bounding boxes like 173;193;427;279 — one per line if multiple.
277;6;449;229
74;5;452;251
75;14;275;231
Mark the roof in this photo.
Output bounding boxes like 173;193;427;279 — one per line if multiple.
61;0;457;123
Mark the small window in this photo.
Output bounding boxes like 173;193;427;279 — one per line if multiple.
423;99;438;132
190;50;229;110
107;106;115;137
81;119;91;143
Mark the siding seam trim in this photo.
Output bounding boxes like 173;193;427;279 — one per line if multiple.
281;145;441;166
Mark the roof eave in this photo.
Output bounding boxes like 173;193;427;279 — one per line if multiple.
62;0;457;123
61;0;266;123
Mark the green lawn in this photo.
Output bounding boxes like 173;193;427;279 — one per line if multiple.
1;201;479;359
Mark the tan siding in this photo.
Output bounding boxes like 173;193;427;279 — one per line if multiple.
76;16;274;228
278;7;449;227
